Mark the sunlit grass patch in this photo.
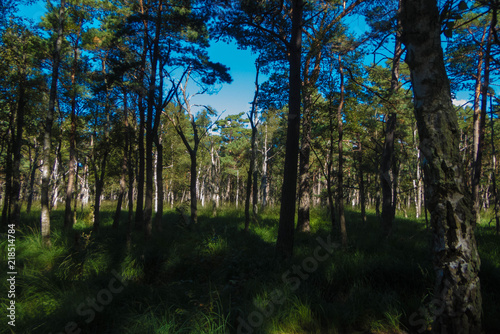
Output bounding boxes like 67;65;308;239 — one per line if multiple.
121;307;181;334
200;231;229;257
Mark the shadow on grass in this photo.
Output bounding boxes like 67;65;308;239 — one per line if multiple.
1;206;499;333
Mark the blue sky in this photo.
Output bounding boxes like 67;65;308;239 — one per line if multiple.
17;1;472;115
17;1;259;119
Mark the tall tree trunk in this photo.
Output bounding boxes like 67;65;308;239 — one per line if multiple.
357;134;366;222
144;0;162;238
135;0;148;231
236;169;239;208
326;113;336;228
64;33;81;230
10;74;27;228
2;118;12;225
261;123;269;210
297;92;311;232
401;1;482;332
337;54;347;248
41;0;65;245
471;26;488;226
380;1;402;236
93;151;108;234
154;134;164;232
127;112;135;245
244;165;252;231
92;112;111;234
276;0;303;259
113;90;129;229
489;93;500;235
26;142;39;214
93;59;111;234
380;113;396;235
190;151;198;224
472;25;492;227
245;62;260;231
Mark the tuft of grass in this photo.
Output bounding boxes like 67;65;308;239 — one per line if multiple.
4;205;500;334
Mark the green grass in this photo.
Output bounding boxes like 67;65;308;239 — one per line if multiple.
1;205;499;333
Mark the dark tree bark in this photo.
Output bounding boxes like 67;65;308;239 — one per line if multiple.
357;134;366;223
127;103;135;246
41;0;65;246
26;143;40;214
276;0;303;260
134;0;148;231
244;166;253;231
337;54;347;248
380;0;402;236
171;91;199;225
297;91;312;233
380;113;396;236
92;112;110;234
470;23;490;226
9;72;27;229
92;58;112;234
92;149;109;234
64;26;82;230
144;0;163;238
401;0;482;332
472;24;493;227
489;95;500;235
135;97;145;230
189;150;198;224
113;90;129;229
1;120;12;225
245;62;260;232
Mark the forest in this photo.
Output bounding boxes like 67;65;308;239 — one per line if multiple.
1;0;500;333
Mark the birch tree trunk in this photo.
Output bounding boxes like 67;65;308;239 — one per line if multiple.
401;0;482;331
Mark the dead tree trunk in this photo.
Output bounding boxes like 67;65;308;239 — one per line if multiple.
245;62;260;231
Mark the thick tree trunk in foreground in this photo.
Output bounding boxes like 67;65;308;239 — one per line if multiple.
401;0;482;332
276;0;303;259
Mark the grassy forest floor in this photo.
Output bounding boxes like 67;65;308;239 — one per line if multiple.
1;204;500;334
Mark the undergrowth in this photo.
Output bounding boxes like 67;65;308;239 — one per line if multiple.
0;206;499;333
